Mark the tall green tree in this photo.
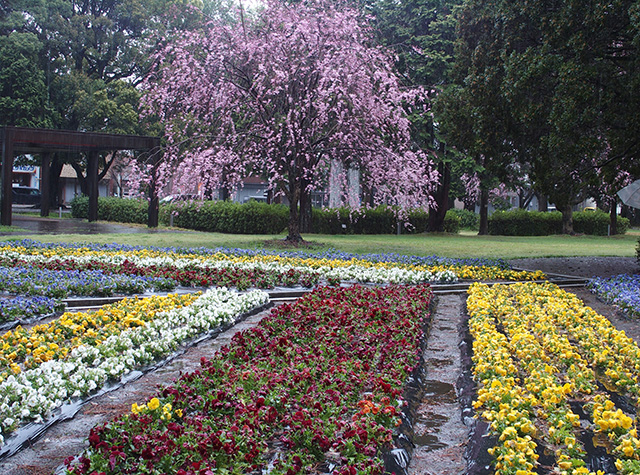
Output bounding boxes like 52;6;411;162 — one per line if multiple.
0;0;208;208
370;0;463;232
0;31;50;128
441;0;640;234
436;0;518;234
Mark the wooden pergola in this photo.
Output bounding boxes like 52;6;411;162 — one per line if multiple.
0;126;161;227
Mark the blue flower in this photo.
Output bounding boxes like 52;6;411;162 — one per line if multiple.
588;274;640;318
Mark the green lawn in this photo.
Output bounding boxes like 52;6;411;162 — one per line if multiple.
2;227;638;259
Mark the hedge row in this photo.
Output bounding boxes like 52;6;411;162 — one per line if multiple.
70;196;148;224
488;209;630;236
70;197;629;237
159;200;289;234
70;197;462;234
312;205;461;234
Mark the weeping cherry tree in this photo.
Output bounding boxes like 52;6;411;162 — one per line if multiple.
142;0;438;241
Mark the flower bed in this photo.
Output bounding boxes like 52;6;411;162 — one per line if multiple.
0;240;545;285
468;282;640;475
0;266;175;298
65;284;433;475
0;296;64;325
0;288;268;448
588;274;640;319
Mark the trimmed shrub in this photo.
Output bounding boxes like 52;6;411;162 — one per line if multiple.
573;210;630;235
160;199;289;234
448;208;479;230
488;209;562;236
70;195;89;219
101;197;148;224
443;211;461;234
311;206;460;234
488;209;630;236
70;196;147;224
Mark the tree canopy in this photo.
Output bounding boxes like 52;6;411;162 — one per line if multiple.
440;0;640;233
142;0;438;241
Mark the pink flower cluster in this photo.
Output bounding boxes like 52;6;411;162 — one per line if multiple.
139;0;437;214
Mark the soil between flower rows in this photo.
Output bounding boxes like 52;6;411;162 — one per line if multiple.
0;304;279;475
1;256;638;475
0;293;471;475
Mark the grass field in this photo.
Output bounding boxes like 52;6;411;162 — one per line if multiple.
1;226;638;259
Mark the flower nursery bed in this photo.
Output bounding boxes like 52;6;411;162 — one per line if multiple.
0;240;545;291
465;282;640;475
588;274;640;319
2;240;635;475
63;284;435;475
0;287;269;454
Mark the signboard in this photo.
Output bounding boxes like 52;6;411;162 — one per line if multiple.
13;165;36;173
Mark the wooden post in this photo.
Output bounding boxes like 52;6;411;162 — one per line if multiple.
87;151;99;222
148;151;160;228
1;128;14;226
40;152;51;217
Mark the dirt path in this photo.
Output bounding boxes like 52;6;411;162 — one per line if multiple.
0;304;279;475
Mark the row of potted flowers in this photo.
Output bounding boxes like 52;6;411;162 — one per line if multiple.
65;284;434;475
0;240;545;285
0;296;65;325
0;266;175;299
468;282;640;475
0;287;269;448
588;274;640;319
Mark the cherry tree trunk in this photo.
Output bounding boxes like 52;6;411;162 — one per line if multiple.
300;181;313;233
286;183;303;243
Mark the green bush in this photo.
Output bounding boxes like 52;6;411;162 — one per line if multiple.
636;238;639;264
70;196;147;224
573;210;630;235
488;209;562;236
101;197;148;224
70;196;463;235
160;199;289;234
70;195;89;219
488;209;630;236
448;208;479;230
311;205;460;234
311;206;398;234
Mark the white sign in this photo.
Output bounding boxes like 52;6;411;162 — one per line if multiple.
13;165;36;173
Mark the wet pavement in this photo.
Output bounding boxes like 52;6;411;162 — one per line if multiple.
408;294;468;475
2;214;178;235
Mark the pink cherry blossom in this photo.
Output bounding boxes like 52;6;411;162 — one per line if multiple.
140;0;438;240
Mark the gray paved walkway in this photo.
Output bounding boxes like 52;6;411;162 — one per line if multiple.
2;214;178;235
